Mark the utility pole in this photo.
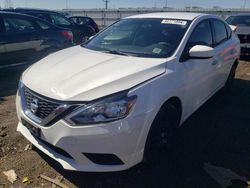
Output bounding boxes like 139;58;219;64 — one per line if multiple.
103;0;109;9
165;0;168;8
243;0;247;8
66;0;68;9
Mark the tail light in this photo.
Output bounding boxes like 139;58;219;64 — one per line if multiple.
62;31;73;41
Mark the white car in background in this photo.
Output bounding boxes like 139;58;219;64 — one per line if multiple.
226;14;250;55
16;12;240;172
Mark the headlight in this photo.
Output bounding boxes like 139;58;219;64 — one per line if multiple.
65;92;137;126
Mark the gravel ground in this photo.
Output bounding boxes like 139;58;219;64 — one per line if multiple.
0;60;250;188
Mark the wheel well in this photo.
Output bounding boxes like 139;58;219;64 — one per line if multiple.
161;97;182;125
233;59;239;68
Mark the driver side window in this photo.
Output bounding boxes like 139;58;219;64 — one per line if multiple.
181;20;213;61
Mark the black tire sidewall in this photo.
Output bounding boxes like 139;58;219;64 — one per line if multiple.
144;103;179;164
224;63;238;90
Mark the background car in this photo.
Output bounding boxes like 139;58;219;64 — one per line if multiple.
4;8;96;44
226;14;250;55
0;11;73;67
69;16;99;33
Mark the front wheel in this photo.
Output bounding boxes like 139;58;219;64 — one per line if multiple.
144;103;179;164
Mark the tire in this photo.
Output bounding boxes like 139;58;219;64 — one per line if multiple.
224;61;238;91
144;103;179;164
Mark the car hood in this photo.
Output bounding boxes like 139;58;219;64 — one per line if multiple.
22;46;167;101
235;25;250;35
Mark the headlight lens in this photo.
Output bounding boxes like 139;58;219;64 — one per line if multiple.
65;92;137;125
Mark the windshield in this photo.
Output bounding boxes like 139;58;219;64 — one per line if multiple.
83;18;191;58
226;15;250;26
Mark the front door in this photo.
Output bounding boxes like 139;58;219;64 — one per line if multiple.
181;20;217;111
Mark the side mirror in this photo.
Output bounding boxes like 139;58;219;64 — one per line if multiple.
82;35;94;43
189;45;215;59
229;25;237;32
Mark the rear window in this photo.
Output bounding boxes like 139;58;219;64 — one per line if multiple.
79;17;91;24
70;17;78;23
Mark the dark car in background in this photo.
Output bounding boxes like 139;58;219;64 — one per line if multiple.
0;11;73;67
4;8;96;44
226;14;250;54
69;16;99;33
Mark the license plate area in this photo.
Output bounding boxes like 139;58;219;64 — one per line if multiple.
21;118;41;138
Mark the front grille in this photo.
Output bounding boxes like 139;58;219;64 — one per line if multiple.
24;87;61;120
238;34;250;44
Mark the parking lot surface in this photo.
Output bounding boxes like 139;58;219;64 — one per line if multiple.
0;60;250;188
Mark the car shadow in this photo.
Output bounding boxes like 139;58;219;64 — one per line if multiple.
0;65;28;99
240;55;250;61
34;78;250;188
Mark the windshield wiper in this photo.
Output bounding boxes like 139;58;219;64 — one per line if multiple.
82;46;138;57
103;50;132;56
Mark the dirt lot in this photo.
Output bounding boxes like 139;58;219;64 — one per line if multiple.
0;60;250;188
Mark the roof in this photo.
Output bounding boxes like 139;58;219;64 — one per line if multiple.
126;12;208;20
7;8;62;14
0;10;31;16
0;11;56;26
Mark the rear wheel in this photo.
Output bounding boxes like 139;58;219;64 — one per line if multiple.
144;103;179;164
224;61;238;90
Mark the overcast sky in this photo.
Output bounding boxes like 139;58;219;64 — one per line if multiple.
1;0;249;9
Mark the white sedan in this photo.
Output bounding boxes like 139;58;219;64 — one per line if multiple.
16;12;240;172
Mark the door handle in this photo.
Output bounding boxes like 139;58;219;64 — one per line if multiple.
211;60;218;66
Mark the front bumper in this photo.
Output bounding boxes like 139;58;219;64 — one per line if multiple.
16;93;147;172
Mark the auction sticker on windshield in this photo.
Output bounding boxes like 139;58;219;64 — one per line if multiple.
161;19;187;26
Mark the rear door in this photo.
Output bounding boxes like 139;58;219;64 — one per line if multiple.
211;19;237;89
2;14;42;64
